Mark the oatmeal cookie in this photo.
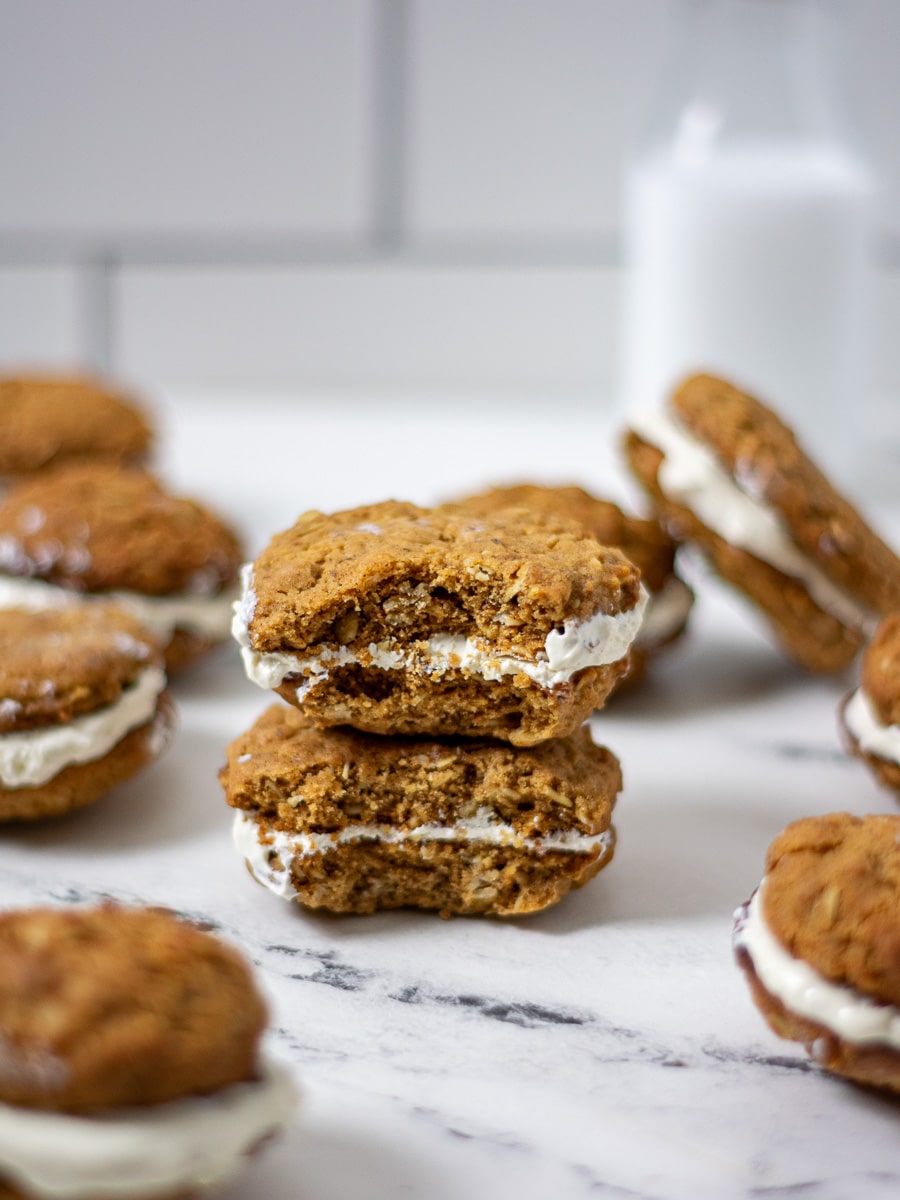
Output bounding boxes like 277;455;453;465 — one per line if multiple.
235;500;645;746
222;703;621;917
0;464;243;672
733;812;900;1093
0;605;174;821
625;373;900;672
0;374;152;478
0;905;295;1198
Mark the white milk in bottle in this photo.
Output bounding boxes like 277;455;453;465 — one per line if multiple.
617;0;874;480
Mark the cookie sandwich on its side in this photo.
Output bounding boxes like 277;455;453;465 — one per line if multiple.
0;606;174;822
0;463;243;672
0;373;153;481
222;703;621;918
625;373;900;672
733;812;900;1094
0;905;296;1200
451;482;693;688
233;500;646;747
841;613;900;797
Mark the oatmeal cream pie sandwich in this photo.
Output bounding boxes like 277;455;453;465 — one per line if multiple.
234;500;646;746
451;482;693;686
0;463;243;672
0;904;296;1200
0;373;153;482
0;605;174;822
625;373;900;672
841;613;900;797
733;813;900;1094
222;704;621;918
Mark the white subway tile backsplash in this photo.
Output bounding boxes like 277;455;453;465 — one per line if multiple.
0;266;84;366
114;264;620;393
406;0;667;239
0;0;375;237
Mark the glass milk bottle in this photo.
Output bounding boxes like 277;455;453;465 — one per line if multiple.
617;0;874;477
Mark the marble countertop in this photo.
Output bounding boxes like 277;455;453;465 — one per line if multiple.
2;392;898;1200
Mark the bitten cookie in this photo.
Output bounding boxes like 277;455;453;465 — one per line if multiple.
733;813;900;1093
0;905;296;1199
234;500;646;746
0;463;243;672
221;704;621;918
841;613;900;796
0;605;174;821
0;374;152;479
451;483;693;686
624;374;900;672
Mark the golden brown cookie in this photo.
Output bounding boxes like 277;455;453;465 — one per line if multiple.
625;373;900;672
0;605;174;821
840;614;900;795
235;500;646;746
450;483;693;687
733;813;900;1093
222;703;621;918
0;463;243;672
0;905;296;1198
0;374;152;478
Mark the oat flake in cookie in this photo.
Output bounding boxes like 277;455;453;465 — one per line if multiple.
0;463;243;672
222;704;621;918
0;605;174;822
625;373;900;672
0;373;153;480
733;813;900;1093
450;482;693;689
0;905;296;1200
234;500;646;746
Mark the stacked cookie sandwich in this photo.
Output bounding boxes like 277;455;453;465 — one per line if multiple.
221;499;646;917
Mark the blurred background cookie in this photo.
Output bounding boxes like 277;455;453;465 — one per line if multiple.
0;904;296;1197
451;482;693;689
733;812;900;1094
222;703;621;918
0;605;174;821
0;374;153;481
841;613;900;796
234;499;645;746
0;463;243;672
625;373;900;673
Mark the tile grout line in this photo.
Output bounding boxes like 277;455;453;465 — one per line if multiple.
370;0;411;252
80;252;116;374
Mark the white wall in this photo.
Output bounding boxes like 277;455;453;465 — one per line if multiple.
0;0;897;399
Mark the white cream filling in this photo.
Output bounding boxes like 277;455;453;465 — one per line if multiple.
0;666;166;787
233;808;612;901
0;574;236;639
630;407;875;634
0;1058;296;1200
844;687;900;765
735;883;900;1048
233;564;647;698
635;574;693;646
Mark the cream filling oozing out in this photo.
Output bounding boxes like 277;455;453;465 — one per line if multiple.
0;1058;296;1200
844;687;900;764
0;666;167;787
232;563;648;699
734;883;900;1049
635;574;693;646
233;808;613;901
630;407;876;634
0;574;236;640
